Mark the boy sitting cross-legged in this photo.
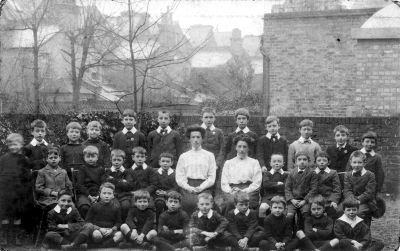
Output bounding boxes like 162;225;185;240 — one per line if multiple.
62;182;123;250
224;191;265;251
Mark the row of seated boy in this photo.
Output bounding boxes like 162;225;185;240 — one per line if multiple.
43;185;384;251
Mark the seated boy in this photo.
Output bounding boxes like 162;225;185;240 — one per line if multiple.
334;198;384;251
259;196;298;251
156;191;190;251
224;191;265;251
60;122;85;178
154;152;179;218
104;149;131;220
259;153;288;219
314;151;341;218
119;190;157;249
62;182;123;250
189;192;232;249
36;146;73;208
257;115;288;172
82;121;111;168
42;190;85;250
285;151;318;226
76;146;106;218
343;150;377;226
296;195;339;251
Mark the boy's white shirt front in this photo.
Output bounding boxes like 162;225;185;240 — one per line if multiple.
235;127;250;133
111;166;125;172
270;168;284;175
298;136;313;143
360;148;376;157
198;209;213;219
266;132;280;139
157;167;174;175
352;167;367;176
156;126;172;134
337;143;347;148
30;138;48;146
122;127;137;134
234;208;250;216
338;214;363;228
131;163;148;170
54;205;72;215
201;123;215;131
315;167;331;174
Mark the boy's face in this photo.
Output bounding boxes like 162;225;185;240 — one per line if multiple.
100;187;114;203
344;207;358;220
47;153;61;167
166;198;181;212
270;155;284;171
67;128;81;143
87;126;101;139
132;153;146;166
190;131;202;149
159;157;173;170
58;194;73;210
157;113;170;128
236;115;248;129
310;203;324;218
271;202;285;217
299;126;312;139
202;112;215;128
111;156;124;168
334;131;348;146
32;127;46;141
7;140;22;154
235;201;249;214
84;153;99;166
350;156;364;172
135;198;149;210
235;140;249;159
362;138;375;151
316;157;329;170
295;155;309;169
122;116;136;130
197;197;213;215
266;120;280;135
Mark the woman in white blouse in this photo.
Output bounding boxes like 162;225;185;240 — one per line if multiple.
175;124;217;214
221;134;262;213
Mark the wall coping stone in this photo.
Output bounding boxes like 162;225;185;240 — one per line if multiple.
264;8;380;20
352;27;400;39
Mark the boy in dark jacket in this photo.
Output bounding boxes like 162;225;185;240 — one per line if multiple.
60;122;85;178
82;121;111;169
25;119;48;171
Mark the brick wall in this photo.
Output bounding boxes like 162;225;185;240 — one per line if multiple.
179;116;400;196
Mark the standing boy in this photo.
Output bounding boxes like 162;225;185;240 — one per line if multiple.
257;116;288;172
201;107;225;168
224;108;257;160
60;122;85;178
287;119;321;170
82;121;110;169
113;109;146;168
147;111;183;169
25;119;48;171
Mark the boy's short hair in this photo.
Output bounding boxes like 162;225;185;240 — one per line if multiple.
299;119;314;128
31;119;47;130
362;131;377;142
270;153;284;160
47;146;60;157
271;195;286;208
132;146;146;156
87;121;102;130
349;150;366;162
57;190;73;200
159;152;174;162
185;124;206;139
265;115;280;125
66;122;82;132
234;108;250;119
202;107;216;115
83;145;99;155
309;194;326;207
167;191;182;202
315;151;330;162
100;182;115;192
295;151;310;161
122;109;137;119
233;191;250;204
134;190;151;202
233;134;253;146
6;133;24;144
342;197;360;209
198;192;213;202
333;125;349;135
158;110;170;118
111;149;126;159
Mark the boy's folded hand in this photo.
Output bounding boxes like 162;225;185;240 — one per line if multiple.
174;229;183;234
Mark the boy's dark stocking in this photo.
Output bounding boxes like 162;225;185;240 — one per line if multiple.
0;224;8;246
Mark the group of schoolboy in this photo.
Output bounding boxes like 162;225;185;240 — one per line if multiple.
0;107;385;251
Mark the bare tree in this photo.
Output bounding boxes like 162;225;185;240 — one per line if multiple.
0;0;7;17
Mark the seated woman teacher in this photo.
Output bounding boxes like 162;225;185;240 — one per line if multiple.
221;134;262;214
175;124;217;214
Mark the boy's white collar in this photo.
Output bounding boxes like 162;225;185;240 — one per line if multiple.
360;148;375;157
157;168;174;175
111;166;125;172
156;126;172;134
30;138;48;146
132;163;148;170
337;143;347;148
270;168;284;175
234;208;250;216
298;136;312;143
315;167;331;174
201;123;216;131
122;127;137;134
338;214;363;228
266;132;280;139
235;127;250;133
198;209;213;219
352;168;366;176
54;205;72;215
